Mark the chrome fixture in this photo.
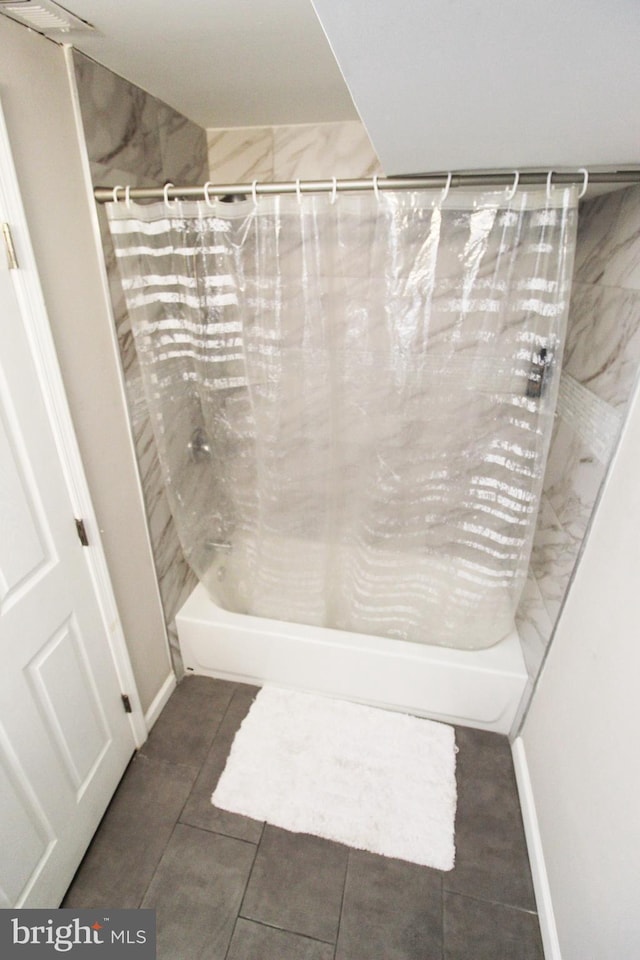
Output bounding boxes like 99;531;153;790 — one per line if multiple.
187;426;211;463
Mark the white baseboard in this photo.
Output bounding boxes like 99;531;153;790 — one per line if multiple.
512;737;562;960
143;672;177;732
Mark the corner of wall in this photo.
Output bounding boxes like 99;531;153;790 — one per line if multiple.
511;738;562;960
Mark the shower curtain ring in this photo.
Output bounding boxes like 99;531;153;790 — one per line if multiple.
578;167;589;199
295;179;302;204
372;175;380;202
112;185;124;204
124;185;132;208
441;172;452;204
506;170;519;202
204;181;216;208
163;182;177;209
546;170;555;200
251;180;259;206
330;177;338;204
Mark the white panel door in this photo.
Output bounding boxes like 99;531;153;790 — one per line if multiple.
0;123;137;907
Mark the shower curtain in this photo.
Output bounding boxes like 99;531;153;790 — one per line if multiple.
107;185;578;649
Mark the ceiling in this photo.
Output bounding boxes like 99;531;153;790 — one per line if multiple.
39;0;359;128
312;0;640;175
5;0;639;178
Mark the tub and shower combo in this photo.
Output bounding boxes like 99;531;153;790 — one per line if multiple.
106;174;579;735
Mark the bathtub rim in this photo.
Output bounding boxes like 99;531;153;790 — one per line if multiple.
176;582;529;735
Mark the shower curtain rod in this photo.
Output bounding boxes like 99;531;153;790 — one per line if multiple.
94;168;640;204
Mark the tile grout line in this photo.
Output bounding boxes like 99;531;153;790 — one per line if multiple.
332;845;352;960
138;819;263;958
136;816;182;911
173;682;243;826
223;821;265;960
235;820;266;922
92;755;200;911
138;683;248;917
442;887;540;916
232;914;338;949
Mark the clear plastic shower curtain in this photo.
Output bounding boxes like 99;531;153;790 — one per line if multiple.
107;186;578;649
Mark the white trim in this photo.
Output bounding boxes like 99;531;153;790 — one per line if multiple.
0;96;148;747
63;45;174;686
144;673;177;731
512;737;562;960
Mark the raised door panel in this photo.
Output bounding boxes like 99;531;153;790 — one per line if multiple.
0;396;55;613
26;616;111;796
0;724;54;906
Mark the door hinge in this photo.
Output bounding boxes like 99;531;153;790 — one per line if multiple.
121;694;133;714
2;222;19;270
75;518;89;546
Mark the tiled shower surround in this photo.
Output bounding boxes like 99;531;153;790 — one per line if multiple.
517;184;640;680
72;51;208;670
207;121;382;182
72;49;640;692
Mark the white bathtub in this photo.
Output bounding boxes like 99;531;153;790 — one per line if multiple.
176;582;529;735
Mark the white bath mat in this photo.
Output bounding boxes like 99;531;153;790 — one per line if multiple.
211;686;457;870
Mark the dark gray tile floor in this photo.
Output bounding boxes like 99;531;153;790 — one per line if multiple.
63;677;544;959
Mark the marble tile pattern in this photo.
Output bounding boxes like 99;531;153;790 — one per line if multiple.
272;122;383;180
207;121;383;184
207;127;275;183
72;51;208;674
517;184;640;680
563;282;640;408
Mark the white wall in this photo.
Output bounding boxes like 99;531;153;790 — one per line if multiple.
312;0;640;174
0;16;172;712
521;378;640;957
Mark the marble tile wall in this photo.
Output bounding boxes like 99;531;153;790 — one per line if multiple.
207;121;383;182
72;51;209;674
516;185;640;679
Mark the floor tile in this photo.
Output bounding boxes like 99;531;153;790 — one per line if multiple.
138;677;236;770
180;683;263;844
240;825;348;943
226;918;334;960
141;823;256;960
63;755;197;908
445;727;536;910
336;849;443;960
63;677;543;960
444;892;544;960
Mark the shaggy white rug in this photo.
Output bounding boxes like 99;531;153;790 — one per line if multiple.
211;686;457;870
